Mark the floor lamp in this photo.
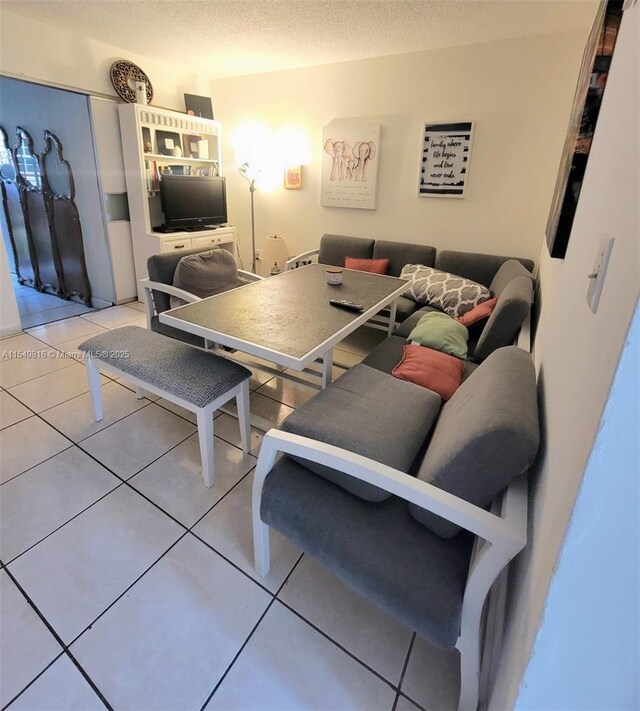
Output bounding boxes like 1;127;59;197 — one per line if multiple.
238;162;258;273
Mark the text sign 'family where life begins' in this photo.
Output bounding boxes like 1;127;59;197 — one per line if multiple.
418;122;474;198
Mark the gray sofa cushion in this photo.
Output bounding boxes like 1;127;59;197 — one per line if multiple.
78;326;250;408
471;277;533;362
261;455;474;649
395;296;422;323
361;335;478;382
409;346;539;538
147;246;232;314
489;259;535;297
281;364;441;502
372;240;436;277
170;248;249;308
318;233;374;267
435;251;535;289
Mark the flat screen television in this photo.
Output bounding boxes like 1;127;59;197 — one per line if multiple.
159;175;227;231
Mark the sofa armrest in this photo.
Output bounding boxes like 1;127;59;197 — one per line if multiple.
254;429;526;549
285;249;319;270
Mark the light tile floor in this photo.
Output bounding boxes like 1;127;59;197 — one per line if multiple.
0;306;459;711
12;277;94;329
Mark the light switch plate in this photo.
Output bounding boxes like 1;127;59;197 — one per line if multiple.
587;236;615;314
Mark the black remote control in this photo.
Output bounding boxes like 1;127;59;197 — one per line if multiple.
329;299;364;312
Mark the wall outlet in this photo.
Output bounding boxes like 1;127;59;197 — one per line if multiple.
587;236;615;314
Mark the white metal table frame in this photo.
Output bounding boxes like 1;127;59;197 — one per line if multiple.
158;273;407;393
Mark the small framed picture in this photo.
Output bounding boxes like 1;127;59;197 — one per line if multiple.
182;134;201;158
156;130;181;156
284;166;302;190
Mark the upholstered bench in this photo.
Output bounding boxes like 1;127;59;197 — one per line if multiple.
78;326;252;487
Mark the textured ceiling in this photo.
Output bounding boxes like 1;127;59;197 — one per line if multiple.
3;0;597;79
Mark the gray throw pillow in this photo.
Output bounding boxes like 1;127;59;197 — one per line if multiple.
170;248;241;308
400;264;491;318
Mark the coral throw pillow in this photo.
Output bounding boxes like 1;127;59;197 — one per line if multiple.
344;257;390;275
392;345;464;401
457;297;498;326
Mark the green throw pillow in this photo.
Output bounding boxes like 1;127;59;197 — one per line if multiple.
407;311;469;359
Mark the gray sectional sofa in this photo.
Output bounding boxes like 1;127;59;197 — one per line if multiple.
253;345;540;711
290;233;535;362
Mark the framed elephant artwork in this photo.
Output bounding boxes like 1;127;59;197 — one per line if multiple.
321;123;381;209
418;121;474;198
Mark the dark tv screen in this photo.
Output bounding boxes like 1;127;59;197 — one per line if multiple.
160;175;227;229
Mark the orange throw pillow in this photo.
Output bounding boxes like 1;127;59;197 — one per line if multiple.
344;257;390;275
457;297;498;326
392;344;464;401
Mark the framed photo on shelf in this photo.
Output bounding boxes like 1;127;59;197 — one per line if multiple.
418;121;474;198
284;166;302;189
156;130;182;156
182;134;201;158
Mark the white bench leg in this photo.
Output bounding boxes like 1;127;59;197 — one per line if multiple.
196;409;215;488
85;358;103;422
237;380;251;454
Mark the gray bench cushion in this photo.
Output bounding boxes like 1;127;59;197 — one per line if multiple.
78;326;250;408
261;455;474;649
410;346;539;538
318;233;374;267
372;240;436;277
281;364;441;502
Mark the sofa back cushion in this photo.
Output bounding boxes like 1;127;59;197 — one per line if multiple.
435;251;535;289
489;259;535;298
281;364;441;502
409;346;539;538
147;247;226;314
472;277;533;362
318;233;374;267
372;240;436;277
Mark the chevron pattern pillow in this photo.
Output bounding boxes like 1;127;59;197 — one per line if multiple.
400;264;491;318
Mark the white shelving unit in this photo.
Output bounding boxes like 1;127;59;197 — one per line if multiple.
118;103;236;301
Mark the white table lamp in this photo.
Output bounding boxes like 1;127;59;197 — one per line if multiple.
259;234;289;274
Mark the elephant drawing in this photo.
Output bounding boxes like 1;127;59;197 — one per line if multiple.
349;141;376;182
324;139;352;181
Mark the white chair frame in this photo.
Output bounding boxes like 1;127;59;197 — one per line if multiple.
252;429;527;711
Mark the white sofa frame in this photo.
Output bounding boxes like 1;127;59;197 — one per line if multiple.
252;429;527;711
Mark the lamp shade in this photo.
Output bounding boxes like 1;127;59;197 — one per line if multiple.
260;234;289;270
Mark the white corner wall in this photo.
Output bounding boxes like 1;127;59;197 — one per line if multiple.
210;28;593;265
0;222;21;337
0;9;191;110
490;4;640;707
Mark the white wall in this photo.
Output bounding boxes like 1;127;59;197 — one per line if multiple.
210;28;593;267
490;4;640;707
516;299;639;710
0;9;193;111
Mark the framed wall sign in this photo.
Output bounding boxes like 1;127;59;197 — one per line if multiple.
321;123;381;210
418;121;474;198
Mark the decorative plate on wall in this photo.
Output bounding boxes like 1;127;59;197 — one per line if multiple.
110;60;153;104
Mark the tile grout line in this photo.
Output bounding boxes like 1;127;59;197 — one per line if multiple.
392;632;418;710
276;597;400;694
0;566;114;711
